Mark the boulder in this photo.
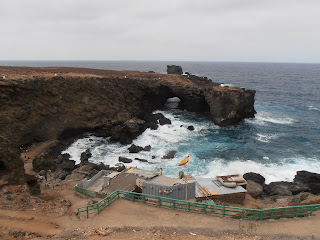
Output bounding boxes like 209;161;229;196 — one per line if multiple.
124;118;144;134
294;171;320;195
144;113;165;124
263;181;310;197
187;125;195;131
60;159;76;171
243;172;265;185
246;180;263;198
113;163;125;172
162;151;177;159
294;171;320;184
263;182;292;196
142;122;158;131
119;157;132;163
128;144;144;153
159;117;171;125
135;158;148;163
167;65;183;75
80;149;92;163
143;145;151;151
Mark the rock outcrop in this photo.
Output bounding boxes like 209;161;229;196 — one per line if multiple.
0;66;255;184
167;65;183;75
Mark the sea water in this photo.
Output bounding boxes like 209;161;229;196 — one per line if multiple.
2;61;320;183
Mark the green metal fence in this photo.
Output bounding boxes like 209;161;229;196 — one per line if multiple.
75;185;96;198
76;189;320;220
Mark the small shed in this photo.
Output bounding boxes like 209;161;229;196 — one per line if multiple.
196;178;247;205
138;175;196;200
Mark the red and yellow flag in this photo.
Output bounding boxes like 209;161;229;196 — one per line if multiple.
179;155;189;166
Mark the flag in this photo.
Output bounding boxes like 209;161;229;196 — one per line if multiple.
179;155;189;166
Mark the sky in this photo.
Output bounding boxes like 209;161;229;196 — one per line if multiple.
1;0;319;63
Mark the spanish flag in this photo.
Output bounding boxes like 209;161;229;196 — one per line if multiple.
179;155;189;166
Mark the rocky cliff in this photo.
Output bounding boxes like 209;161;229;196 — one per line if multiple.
0;66;255;184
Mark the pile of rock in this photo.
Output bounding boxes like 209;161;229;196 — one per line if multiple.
244;171;320;200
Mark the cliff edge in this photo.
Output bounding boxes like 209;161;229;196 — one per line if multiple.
0;66;255;185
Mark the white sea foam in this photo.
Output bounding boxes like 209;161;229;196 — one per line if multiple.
255;133;284;143
62;110;320;184
308;105;320;111
250;111;295;126
201;157;320;184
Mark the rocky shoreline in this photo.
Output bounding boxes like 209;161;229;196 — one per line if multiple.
0;65;255;186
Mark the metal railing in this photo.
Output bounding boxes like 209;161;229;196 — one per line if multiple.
76;189;320;220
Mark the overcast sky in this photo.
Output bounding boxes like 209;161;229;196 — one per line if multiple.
1;0;319;63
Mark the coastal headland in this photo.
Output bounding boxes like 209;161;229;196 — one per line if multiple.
0;66;255;185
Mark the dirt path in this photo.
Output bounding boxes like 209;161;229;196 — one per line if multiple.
21;140;55;175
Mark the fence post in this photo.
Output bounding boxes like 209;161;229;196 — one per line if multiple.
260;210;263;220
132;193;135;202
223;206;226;217
117;191;120;199
310;206;314;216
295;207;300;217
158;197;161;208
204;204;207;214
97;203;100;214
188;202;190;212
87;206;89;219
282;208;286;218
173;200;175;210
143;195;146;204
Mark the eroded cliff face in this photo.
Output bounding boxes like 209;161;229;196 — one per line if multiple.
0;67;255;184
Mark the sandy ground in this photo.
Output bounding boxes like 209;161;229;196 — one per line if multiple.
0;142;319;239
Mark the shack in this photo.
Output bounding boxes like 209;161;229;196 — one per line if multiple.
137;175;196;200
196;176;247;205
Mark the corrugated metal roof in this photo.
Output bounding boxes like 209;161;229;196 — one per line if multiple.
150;175;185;186
126;167;159;179
196;178;247;198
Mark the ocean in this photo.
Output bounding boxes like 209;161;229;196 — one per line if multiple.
2;61;320;183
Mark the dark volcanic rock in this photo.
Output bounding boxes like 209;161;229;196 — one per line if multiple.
243;172;265;185
187;125;194;131
263;182;293;196
167;65;183;75
246;180;263;198
159;117;171;125
144;113;165;124
294;171;320;184
80;149;92;164
112;163;125;172
135;158;148;163
60;159;76;171
128;144;144;153
263;181;310;196
294;171;320;195
110;125;123;141
142;122;158;131
143;145;151;151
162;151;177;159
0;66;255;185
119;157;132;163
309;183;320;195
119;133;132;145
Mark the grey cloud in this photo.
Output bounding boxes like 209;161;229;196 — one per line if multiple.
0;0;319;62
